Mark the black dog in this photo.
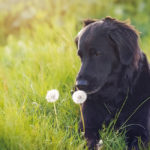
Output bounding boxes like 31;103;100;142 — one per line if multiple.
74;17;150;150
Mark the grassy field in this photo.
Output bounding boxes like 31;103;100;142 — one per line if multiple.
0;0;150;149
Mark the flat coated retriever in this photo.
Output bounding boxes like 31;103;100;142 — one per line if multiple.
74;17;150;150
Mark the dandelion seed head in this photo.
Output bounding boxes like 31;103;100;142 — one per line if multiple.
72;90;87;104
46;89;59;103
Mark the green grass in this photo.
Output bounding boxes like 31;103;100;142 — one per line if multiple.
0;21;83;150
0;0;150;149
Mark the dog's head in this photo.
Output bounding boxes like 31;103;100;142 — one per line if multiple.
75;17;141;94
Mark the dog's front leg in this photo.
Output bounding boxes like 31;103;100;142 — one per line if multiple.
84;128;100;150
79;124;100;150
79;120;100;150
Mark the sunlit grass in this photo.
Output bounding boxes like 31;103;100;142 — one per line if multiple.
0;17;87;149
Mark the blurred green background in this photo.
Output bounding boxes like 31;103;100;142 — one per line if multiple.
0;0;150;150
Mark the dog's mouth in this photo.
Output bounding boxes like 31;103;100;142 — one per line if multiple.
71;84;102;95
85;85;102;94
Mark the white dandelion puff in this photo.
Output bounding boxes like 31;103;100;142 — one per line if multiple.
46;89;59;103
72;90;87;104
45;89;59;127
72;90;87;133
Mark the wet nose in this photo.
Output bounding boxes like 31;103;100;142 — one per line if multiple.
76;79;88;90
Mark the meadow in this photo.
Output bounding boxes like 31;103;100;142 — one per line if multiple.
0;0;150;149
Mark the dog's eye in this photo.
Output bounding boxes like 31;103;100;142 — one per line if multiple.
89;48;101;56
95;51;101;56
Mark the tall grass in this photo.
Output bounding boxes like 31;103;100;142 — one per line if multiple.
0;0;150;149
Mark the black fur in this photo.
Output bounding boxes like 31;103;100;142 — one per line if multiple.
75;17;150;150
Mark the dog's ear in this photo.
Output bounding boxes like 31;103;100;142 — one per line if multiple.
109;27;139;66
83;19;96;27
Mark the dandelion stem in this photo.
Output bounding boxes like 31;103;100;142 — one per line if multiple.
80;104;85;133
53;103;58;128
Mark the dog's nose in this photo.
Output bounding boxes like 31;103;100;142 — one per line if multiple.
76;79;88;90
